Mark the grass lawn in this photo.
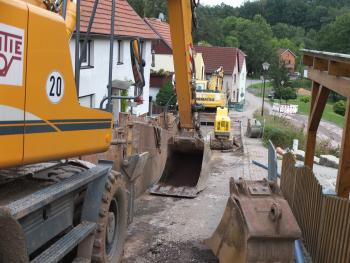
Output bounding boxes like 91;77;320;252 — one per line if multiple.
247;82;273;97
248;82;345;127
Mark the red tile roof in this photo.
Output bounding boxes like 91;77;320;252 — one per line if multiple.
195;46;239;75
277;48;296;58
80;0;158;39
144;18;172;49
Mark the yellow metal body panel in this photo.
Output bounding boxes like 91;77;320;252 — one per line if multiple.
214;107;231;134
168;0;194;129
195;67;226;109
0;0;112;169
196;92;226;109
0;0;28;168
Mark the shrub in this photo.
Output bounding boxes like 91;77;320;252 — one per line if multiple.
255;113;305;149
333;100;346;116
300;96;310;103
291;79;312;89
156;81;177;106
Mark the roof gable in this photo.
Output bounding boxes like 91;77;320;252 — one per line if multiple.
144;18;172;49
80;0;158;40
195;46;241;75
278;48;296;58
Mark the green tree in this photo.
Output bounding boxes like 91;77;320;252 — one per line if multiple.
224;36;239;47
317;12;350;53
268;56;291;102
156;81;177;106
276;87;297;103
232;15;275;73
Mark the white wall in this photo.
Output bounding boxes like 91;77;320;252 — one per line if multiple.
69;38;152;117
237;60;247;103
149;87;160;101
153;54;174;72
230;58;239;103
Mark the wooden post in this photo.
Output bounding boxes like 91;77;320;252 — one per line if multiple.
336;99;350;198
305;84;330;169
304;82;320;169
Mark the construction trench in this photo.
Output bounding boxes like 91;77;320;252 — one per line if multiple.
121;114;263;262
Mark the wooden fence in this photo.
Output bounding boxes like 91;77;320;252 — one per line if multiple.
281;153;350;263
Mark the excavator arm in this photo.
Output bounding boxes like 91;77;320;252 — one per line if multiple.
150;0;211;198
167;0;198;130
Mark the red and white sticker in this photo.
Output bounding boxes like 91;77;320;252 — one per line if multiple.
0;23;24;86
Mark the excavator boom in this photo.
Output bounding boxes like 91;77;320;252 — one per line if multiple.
168;0;196;129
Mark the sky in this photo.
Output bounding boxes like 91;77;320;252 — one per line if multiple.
200;0;245;7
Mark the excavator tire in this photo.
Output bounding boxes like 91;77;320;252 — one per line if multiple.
92;171;128;263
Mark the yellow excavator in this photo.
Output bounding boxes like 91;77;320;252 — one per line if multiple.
0;0;145;262
210;107;233;150
196;66;227;111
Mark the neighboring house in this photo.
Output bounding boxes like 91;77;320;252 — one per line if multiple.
69;0;158;117
194;46;247;103
145;18;205;101
277;48;296;73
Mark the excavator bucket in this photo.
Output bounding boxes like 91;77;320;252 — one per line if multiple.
206;178;301;263
149;135;211;198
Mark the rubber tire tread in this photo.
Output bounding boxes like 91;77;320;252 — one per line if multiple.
92;171;128;263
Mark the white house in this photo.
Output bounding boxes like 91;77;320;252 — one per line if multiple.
69;0;158;118
195;46;247;104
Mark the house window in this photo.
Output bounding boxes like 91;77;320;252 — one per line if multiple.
234;74;237;84
79;94;95;108
117;40;124;65
80;40;94;68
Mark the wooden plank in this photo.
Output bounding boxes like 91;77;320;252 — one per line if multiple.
308;68;350;98
305;81;320;170
336;99;350;198
329;61;350;78
309;86;330;132
303;54;314;67
302;49;350;65
314;57;329;71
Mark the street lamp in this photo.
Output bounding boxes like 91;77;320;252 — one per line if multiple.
280;80;285;112
261;62;270;116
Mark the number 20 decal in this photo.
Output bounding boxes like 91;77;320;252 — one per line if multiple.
46;71;65;104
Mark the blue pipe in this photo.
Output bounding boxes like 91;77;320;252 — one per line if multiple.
251;160;281;178
295;240;305;263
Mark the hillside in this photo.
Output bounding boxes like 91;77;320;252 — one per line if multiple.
128;0;350;73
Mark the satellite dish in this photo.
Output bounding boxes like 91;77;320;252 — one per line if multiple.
158;13;165;21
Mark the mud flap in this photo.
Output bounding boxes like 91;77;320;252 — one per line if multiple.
206;178;301;263
149;136;212;198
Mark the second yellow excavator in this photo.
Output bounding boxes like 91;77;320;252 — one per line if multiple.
195;66;227;111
